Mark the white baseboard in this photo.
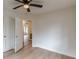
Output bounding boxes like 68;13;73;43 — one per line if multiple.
3;48;14;53
33;45;76;58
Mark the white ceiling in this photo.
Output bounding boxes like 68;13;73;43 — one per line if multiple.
4;0;76;15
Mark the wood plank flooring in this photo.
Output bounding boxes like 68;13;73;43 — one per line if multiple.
4;41;75;59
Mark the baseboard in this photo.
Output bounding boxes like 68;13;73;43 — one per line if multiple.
33;45;76;58
3;49;14;57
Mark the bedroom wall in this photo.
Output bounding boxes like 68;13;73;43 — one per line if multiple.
32;7;76;57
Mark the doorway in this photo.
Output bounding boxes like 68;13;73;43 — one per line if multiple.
14;19;32;53
23;20;32;47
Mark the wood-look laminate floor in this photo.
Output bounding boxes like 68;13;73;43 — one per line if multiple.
4;41;75;59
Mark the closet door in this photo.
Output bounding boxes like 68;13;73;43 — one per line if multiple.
3;18;11;52
15;17;24;52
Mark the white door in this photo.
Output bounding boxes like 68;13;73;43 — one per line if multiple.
3;18;11;52
15;17;24;52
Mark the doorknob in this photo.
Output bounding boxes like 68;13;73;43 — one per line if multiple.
16;36;18;38
3;35;6;38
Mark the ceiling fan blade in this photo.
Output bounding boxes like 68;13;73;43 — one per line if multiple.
30;4;43;8
15;0;24;3
27;8;30;12
13;5;23;9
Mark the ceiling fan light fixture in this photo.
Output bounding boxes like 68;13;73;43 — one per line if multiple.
13;0;43;12
24;4;29;9
28;0;30;1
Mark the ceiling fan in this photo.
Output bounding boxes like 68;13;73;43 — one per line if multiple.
13;0;43;12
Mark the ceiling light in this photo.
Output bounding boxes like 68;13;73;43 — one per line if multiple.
24;4;29;9
28;0;30;1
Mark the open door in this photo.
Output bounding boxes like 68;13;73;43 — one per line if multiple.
15;17;24;53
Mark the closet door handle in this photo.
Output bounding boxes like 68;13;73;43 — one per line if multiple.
4;35;6;38
16;36;18;38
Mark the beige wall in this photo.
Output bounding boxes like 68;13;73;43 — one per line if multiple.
29;21;32;33
32;7;76;57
